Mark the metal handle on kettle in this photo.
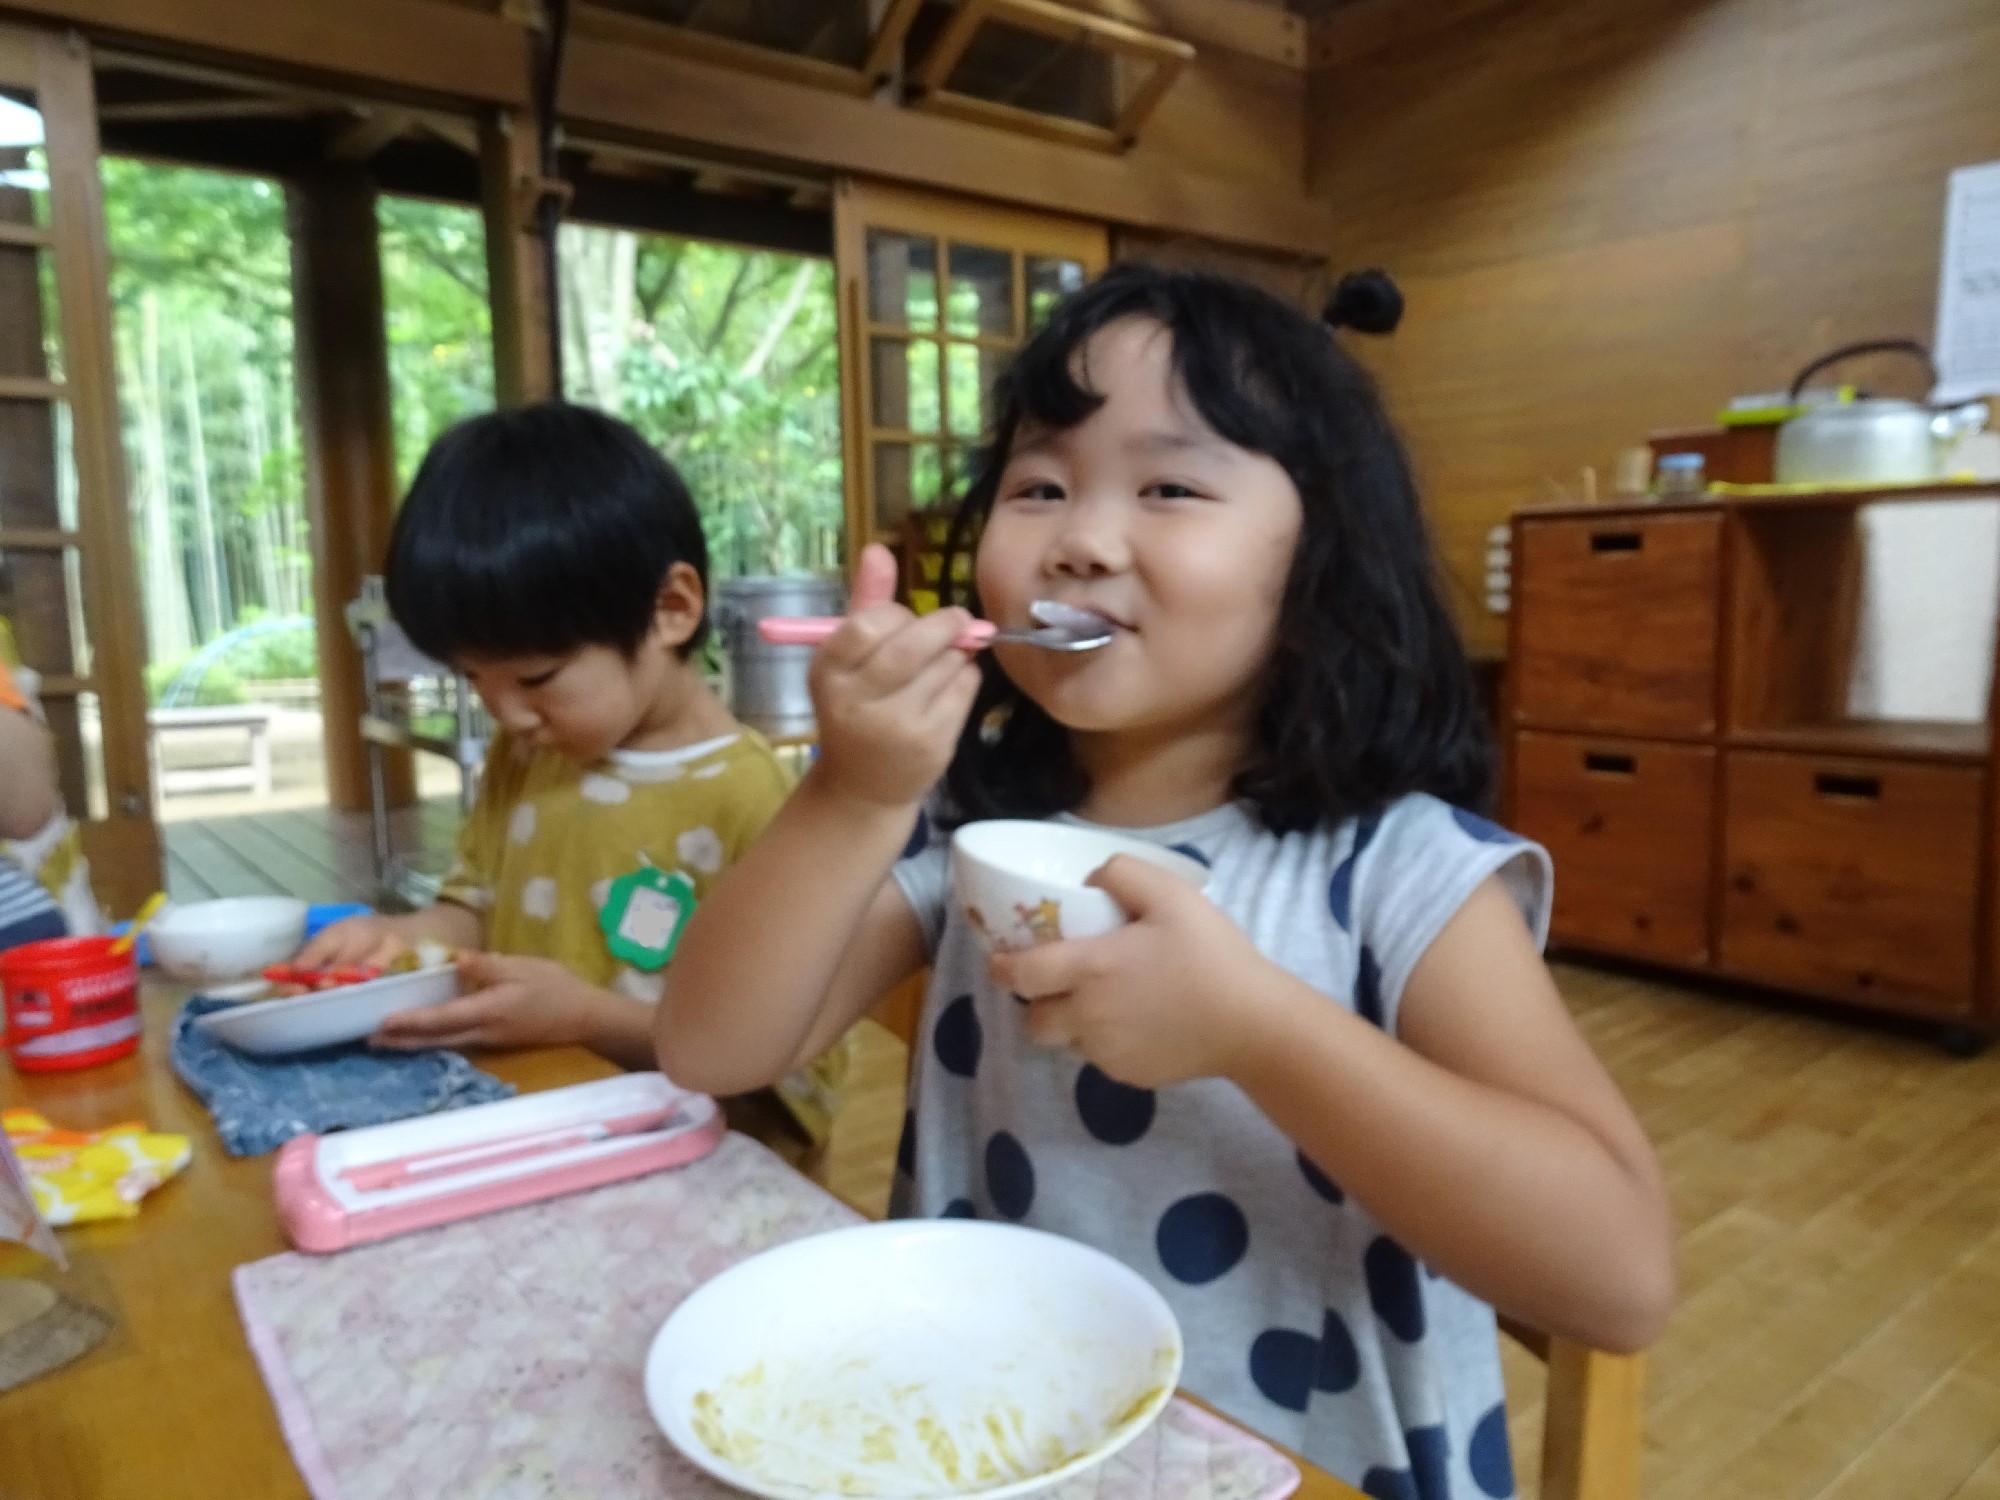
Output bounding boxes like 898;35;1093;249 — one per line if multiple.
1787;339;1938;401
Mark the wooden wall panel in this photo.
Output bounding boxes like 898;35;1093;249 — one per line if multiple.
1310;0;2000;654
1111;225;1330;312
1128;48;1306;196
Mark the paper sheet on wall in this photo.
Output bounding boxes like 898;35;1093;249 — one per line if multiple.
1933;160;2000;403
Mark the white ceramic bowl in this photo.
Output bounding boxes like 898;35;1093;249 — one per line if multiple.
192;964;461;1055
646;1220;1182;1500
951;820;1209;952
149;896;309;984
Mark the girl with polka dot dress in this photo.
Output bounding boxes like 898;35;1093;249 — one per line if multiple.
661;265;1674;1499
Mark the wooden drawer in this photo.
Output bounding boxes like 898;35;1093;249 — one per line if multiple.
1719;752;1982;1015
1514;511;1722;736
1511;731;1715;965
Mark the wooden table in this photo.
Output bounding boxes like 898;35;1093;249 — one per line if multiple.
2;982;1362;1500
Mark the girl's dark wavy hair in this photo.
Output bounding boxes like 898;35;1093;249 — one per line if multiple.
938;262;1491;835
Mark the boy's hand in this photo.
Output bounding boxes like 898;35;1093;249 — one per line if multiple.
370;951;599;1051
989;856;1284;1089
809;543;982;810
295;914;412;972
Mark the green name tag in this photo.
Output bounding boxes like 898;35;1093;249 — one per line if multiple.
599;866;696;972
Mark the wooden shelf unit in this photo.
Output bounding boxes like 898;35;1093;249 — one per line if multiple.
1504;482;2000;1029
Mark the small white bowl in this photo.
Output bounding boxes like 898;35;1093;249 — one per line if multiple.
951;819;1209;952
646;1220;1182;1500
149;896;309;984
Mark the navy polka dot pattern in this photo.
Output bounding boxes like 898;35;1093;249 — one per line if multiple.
1360;1466;1417;1500
896;1111;915;1178
985;1132;1035;1220
1468;1403;1514;1497
1362;1425;1453;1500
1157;1193;1251;1285
1407;1425;1451;1500
1451;807;1516;845
1299;1150;1345;1204
1366;1237;1427;1343
1316;1309;1360;1393
1249;1327;1318;1412
1328;815;1379;932
934;994;982;1077
1169;842;1212;868
941;1198;978;1219
901;810;931;860
1075;1065;1156;1145
1355;945;1385;1028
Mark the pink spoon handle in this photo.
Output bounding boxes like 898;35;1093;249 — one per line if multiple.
757;616;997;650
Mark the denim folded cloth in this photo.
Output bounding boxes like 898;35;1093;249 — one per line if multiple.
170;996;515;1157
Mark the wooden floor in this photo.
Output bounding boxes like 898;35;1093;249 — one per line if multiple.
1561;966;2000;1500
160;809;2000;1498
163;798;461;907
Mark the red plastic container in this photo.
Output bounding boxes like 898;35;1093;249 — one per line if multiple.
1;935;141;1072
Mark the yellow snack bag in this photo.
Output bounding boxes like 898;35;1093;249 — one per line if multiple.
1;1109;190;1227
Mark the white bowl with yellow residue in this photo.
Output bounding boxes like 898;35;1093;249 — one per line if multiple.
645;1220;1183;1500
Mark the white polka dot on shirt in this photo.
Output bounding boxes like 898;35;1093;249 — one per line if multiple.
520;877;558;920
509;803;536;845
614;966;664;1002
579;773;631;805
676;826;723;875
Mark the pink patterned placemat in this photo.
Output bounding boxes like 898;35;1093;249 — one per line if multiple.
235;1131;1301;1500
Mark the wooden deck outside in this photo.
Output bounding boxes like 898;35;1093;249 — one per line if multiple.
162;797;461;907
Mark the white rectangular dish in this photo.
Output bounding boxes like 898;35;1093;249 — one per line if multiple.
192;964;461;1055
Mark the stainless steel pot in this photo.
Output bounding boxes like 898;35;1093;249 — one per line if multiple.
1774;339;1987;485
715;573;843;738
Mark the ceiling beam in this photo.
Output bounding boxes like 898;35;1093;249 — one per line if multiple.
572;134;824;197
96;93;309;123
325;107;414;163
560;32;1336;255
413;116;478;155
569;4;872;96
1070;0;1305;69
0;0;528;105
17;0;1329;257
860;0;927;86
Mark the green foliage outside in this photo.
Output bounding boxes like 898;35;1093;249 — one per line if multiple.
556;225;844;577
101;157;845;707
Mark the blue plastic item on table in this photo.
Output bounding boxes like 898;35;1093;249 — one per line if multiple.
108;920;153;968
305;902;373;939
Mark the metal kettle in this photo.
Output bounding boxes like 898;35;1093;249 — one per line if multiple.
1774;339;1988;485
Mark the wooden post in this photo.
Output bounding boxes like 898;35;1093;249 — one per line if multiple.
37;28;162;908
288;166;416;814
479;107;557;406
